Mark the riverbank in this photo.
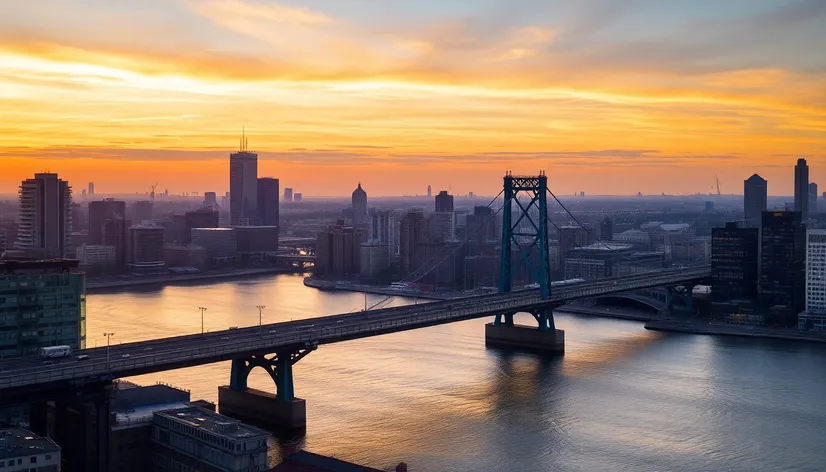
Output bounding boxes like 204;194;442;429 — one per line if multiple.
645;319;826;345
302;277;460;300
87;267;306;293
557;305;654;322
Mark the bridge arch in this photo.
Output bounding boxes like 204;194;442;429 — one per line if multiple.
592;295;664;314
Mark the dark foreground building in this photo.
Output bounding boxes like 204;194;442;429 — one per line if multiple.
759;211;805;326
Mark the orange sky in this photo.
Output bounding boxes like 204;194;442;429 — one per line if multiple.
1;0;824;196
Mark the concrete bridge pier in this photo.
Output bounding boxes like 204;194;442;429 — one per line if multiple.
219;344;316;432
486;306;565;354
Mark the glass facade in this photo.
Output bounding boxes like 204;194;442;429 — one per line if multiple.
0;260;86;358
711;222;759;302
759;211;805;326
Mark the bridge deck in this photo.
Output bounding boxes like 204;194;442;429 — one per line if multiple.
0;268;708;395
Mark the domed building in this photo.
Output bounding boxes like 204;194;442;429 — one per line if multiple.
352;183;368;225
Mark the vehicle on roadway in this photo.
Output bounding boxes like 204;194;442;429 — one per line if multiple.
39;345;72;359
76;354;90;361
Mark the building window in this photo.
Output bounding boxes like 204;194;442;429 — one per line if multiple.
30;457;36;464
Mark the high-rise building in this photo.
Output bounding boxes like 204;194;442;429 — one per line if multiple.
128;226;165;264
367;209;396;258
352;183;368;226
806;229;826;315
294;193;303;202
600;217;614;241
103;217;130;267
283;188;293;203
88;182;95;196
794;158;809;220
134;200;153;223
809;182;818;214
435;190;454;212
315;220;365;277
711;222;759;302
428;212;455;242
184;209;219;244
427;185;432;198
15;173;73;258
558;226;591;275
465;206;497;242
256;177;279;228
760;211;805;326
229;144;258;226
743;174;768;228
191;228;237;259
88;199;126;244
0;259;86;357
204;191;217;208
399;210;428;276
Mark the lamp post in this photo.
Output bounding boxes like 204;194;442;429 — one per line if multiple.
198;306;207;335
256;305;266;337
103;332;115;369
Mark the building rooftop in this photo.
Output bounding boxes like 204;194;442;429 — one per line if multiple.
570;243;633;252
657;223;691;232
192;227;234;231
0;258;81;274
0;428;61;460
270;451;384;472
115;382;190;411
155;407;268;441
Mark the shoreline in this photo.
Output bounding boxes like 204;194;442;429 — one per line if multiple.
645;319;826;345
87;268;307;293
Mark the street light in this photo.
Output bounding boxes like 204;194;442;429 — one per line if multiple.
256;305;266;337
103;332;115;369
198;306;208;335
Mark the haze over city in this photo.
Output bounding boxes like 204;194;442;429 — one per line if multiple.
2;0;825;196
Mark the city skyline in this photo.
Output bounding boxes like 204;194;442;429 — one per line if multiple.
1;0;824;196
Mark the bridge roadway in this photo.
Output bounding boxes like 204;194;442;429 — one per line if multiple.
0;267;709;396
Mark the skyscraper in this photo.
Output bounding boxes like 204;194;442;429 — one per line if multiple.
711;222;759;302
88;182;95;196
399;209;428;276
806;229;826;315
760;211;805;326
435;190;454;212
600;217;614;241
230;141;258;226
794;158;809;220
743;174;767;228
352;183;368;225
283;188;293;202
15;173;72;258
204;191;217;208
257;177;280;228
427;185;432;198
134;200;153;223
809;182;818;214
89;198;126;244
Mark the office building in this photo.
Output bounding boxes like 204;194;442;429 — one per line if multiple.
711;222;759;302
413;241;465;287
428;212;455;242
360;243;390;281
563;243;663;281
151;407;268;472
315;221;365;277
256;177;279;228
102;217;129;268
283;188;293;203
558;226;591;274
88;182;95;197
134;201;153;224
127;226;165;264
399;210;428;276
191;228;237;260
760;211;805;326
15;173;72;258
465;206;497;242
0;428;61;471
352;183;368;225
435;190;454;212
88;199;126;244
427;185;432;198
235;226;279;253
806;229;826;315
0;259;86;358
743;174;768;228
229;146;258;226
76;244;117;267
794;158;809;220
204;192;217;208
367;209;396;260
293;193;303;202
163;245;209;271
184;209;219;244
70;202;87;237
600;217;614;241
810;182;819;214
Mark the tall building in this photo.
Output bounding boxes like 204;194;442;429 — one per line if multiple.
134;200;153;223
88;182;95;196
600;217;614;241
367;209;396;258
435;190;454;212
315;221;365;277
760;211;805;326
743;174;768;228
427;185;432;198
466;206;497;242
204;191;217;208
558;226;591;275
809;182;819;214
229;143;258;226
794;158;809;220
184;209;219;244
294;193;303;202
0;259;86;358
15;173;73;258
88;199;126;244
711;222;759;302
399;210;428;276
352;183;368;226
283;188;293;203
256;177;279;228
128;226;165;264
428;212;454;242
806;229;826;315
102;217;129;268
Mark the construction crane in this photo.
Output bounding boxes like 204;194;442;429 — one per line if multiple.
150;182;159;202
715;175;722;196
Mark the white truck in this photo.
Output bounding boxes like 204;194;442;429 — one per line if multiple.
39;345;72;359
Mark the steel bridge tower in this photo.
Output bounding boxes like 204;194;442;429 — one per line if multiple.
485;172;565;353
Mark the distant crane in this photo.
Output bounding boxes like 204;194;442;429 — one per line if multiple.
715;175;722;196
150;182;159;202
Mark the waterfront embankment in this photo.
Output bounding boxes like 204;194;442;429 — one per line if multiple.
645;319;826;344
87;268;304;293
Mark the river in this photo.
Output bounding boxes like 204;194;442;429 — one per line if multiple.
87;274;826;472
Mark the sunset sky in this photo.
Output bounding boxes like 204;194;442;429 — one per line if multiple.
1;0;825;196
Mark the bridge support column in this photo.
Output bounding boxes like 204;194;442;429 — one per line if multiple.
219;344;315;432
486;305;564;354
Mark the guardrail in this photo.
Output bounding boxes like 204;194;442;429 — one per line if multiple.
0;267;709;391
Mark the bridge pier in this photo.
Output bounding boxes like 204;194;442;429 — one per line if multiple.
219;345;315;431
487;306;565;353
